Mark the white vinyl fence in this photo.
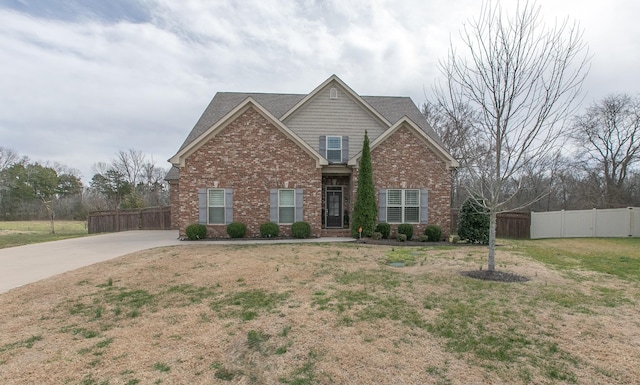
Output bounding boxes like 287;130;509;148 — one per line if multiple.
531;207;640;239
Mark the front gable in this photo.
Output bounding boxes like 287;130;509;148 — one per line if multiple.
349;117;459;169
169;97;327;168
282;76;390;162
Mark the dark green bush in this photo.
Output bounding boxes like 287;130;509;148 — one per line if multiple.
424;225;442;242
291;221;311;239
226;222;247;238
457;198;489;244
185;223;207;240
259;222;279;238
397;223;414;240
375;222;391;239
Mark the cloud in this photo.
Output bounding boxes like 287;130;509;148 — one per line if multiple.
0;0;639;182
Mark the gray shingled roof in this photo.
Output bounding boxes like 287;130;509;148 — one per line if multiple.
176;91;441;153
178;92;305;152
165;166;179;181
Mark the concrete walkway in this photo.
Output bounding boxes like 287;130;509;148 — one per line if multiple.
0;230;353;294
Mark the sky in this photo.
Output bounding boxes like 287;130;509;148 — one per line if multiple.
1;0;639;182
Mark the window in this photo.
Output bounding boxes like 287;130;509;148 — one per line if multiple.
279;189;295;224
319;135;348;163
271;188;304;224
198;188;232;225
208;189;225;224
326;136;342;163
386;189;420;223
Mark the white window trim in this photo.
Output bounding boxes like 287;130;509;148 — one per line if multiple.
207;188;225;224
278;189;296;224
326;136;342;163
387;189;420;223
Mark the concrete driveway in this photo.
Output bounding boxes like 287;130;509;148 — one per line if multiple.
0;231;354;294
0;230;182;294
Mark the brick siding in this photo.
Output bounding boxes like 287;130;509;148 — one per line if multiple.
352;124;453;238
174;106;322;238
168;181;179;230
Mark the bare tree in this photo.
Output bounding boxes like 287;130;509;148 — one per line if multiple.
436;0;589;271
422;100;482;207
0;146;22;171
571;94;640;207
141;158;169;206
90;150;168;209
114;149;146;187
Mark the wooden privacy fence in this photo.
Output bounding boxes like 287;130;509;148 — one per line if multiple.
450;210;531;239
88;206;171;234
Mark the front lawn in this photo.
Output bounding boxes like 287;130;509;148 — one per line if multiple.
0;221;88;249
0;240;638;384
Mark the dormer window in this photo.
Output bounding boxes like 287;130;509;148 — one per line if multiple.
326;136;342;163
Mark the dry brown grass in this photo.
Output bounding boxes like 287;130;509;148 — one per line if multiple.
1;242;639;384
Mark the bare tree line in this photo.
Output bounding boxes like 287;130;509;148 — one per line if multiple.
424;93;640;212
90;149;169;210
0;147;169;220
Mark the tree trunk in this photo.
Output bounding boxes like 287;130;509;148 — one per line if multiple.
488;211;497;271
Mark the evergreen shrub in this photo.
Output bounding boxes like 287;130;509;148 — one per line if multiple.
226;222;247;238
185;223;207;240
375;222;391;239
291;221;311;239
457;198;490;244
397;223;414;240
259;222;279;238
424;225;442;242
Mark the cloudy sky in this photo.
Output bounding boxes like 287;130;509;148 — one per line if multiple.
1;0;639;182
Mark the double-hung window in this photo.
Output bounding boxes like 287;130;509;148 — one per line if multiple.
386;189;420;223
270;188;304;225
326;136;342;163
319;135;348;163
198;188;232;225
278;189;295;224
208;189;225;224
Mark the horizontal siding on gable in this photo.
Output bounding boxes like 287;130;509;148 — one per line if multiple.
283;86;387;160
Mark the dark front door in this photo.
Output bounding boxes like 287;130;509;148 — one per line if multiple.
326;188;343;228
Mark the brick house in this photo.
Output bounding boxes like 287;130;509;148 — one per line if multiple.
166;75;458;238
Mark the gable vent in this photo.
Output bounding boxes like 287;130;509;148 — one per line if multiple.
330;87;338;99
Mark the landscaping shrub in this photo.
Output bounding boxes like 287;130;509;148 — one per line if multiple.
372;232;383;240
375;222;391;239
397;234;407;242
226;222;247;238
185;223;207;240
259;222;279;238
424;225;442;242
457;197;489;244
419;234;429;242
291;221;311;239
397;223;414;240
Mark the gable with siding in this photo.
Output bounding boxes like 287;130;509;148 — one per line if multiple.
283;81;388;161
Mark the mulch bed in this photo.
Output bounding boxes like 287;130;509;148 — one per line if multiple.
461;270;530;283
356;238;482;247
